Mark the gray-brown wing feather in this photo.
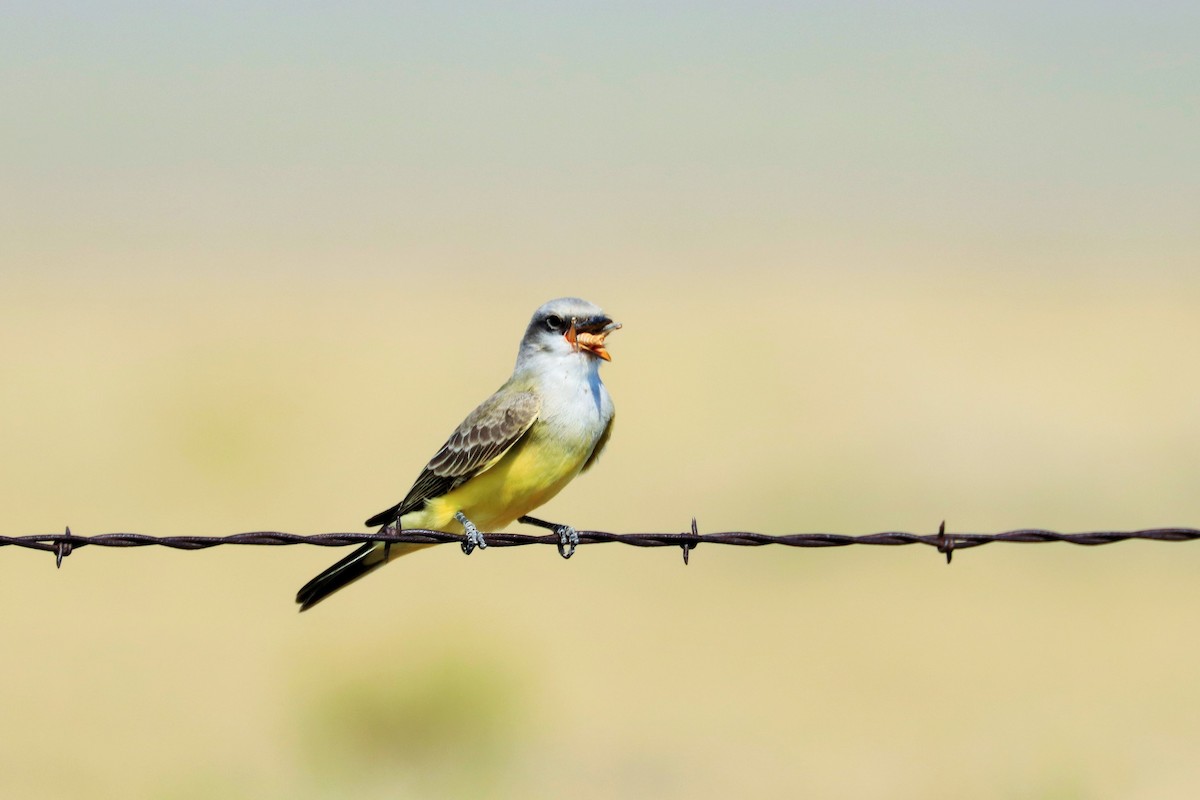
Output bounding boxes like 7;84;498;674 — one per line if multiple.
364;389;541;527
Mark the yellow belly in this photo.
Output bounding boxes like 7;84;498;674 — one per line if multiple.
400;427;590;534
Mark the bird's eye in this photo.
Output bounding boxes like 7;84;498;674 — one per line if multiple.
544;314;563;332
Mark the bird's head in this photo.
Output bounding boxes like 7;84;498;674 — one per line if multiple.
520;297;621;363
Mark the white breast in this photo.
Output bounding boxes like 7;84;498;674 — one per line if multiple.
531;350;613;449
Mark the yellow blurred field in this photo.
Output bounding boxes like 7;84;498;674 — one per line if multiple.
5;270;1200;799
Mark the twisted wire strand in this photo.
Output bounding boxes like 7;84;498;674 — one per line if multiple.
3;524;1198;567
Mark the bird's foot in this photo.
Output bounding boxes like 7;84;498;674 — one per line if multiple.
519;515;579;559
555;524;579;559
456;511;487;555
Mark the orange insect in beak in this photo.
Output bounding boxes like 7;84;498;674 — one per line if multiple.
565;317;621;361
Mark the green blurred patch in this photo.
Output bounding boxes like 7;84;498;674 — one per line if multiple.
151;768;263;800
148;345;305;492
296;634;531;796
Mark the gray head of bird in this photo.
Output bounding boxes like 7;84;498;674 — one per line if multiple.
518;297;622;363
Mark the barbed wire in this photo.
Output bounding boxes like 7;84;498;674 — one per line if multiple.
3;521;1199;568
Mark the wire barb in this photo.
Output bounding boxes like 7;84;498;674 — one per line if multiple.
681;517;700;565
936;521;954;564
55;526;74;568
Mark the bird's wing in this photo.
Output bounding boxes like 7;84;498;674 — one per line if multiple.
580;413;614;473
364;389;541;527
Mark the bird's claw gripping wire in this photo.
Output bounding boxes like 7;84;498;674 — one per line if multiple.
519;515;580;559
455;511;487;555
555;525;580;559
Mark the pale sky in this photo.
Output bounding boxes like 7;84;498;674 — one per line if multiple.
3;3;1197;285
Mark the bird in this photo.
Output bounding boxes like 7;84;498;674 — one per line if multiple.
296;297;620;611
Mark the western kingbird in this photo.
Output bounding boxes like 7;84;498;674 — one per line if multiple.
296;297;620;610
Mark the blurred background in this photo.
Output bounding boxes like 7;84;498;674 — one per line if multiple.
3;3;1199;798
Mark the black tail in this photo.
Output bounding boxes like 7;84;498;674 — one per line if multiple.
295;542;389;611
